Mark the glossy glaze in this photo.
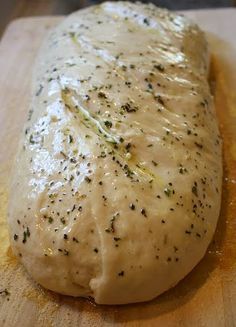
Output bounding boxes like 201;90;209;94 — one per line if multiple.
8;2;222;304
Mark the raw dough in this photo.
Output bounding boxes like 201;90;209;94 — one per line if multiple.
8;1;222;304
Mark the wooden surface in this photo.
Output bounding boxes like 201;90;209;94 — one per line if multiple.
0;0;88;37
0;9;236;327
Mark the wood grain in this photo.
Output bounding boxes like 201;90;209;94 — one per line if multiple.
0;9;236;326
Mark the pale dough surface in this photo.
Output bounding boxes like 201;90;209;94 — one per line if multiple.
8;1;222;304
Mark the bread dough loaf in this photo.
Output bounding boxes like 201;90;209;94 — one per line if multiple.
8;1;222;304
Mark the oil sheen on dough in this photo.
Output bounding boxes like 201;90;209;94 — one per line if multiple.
8;1;222;304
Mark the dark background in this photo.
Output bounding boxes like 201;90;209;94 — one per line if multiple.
1;0;235;37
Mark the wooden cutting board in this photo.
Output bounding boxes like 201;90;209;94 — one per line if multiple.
0;8;236;327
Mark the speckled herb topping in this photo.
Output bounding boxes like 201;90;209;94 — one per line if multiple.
8;1;222;304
